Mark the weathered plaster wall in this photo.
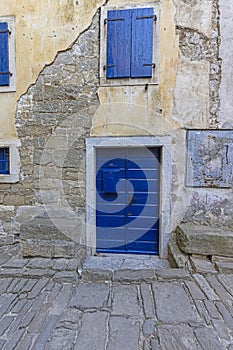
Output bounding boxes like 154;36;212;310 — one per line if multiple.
0;0;231;258
219;0;233;127
1;12;100;257
179;0;233;229
0;0;106;138
92;0;179;136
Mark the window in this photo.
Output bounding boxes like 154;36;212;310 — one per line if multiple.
0;147;10;174
100;4;160;86
0;16;16;92
0;140;20;183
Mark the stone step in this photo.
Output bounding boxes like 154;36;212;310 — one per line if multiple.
176;224;233;257
214;261;233;274
211;256;233;273
189;256;218;274
81;256;177;282
168;239;189;268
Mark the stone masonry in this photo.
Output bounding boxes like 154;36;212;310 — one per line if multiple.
11;13;100;257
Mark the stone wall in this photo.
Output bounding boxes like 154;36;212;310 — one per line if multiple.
0;0;232;258
180;0;233;229
175;0;221;128
12;12;100;257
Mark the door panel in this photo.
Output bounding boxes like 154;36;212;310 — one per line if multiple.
96;147;160;255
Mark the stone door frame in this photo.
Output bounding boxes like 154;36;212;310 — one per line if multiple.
86;136;172;259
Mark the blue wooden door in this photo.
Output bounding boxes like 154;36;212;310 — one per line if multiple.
96;148;160;255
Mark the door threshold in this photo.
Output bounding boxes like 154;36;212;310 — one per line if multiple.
81;254;171;282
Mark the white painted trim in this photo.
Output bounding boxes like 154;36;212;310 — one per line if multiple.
0;16;16;93
86;136;172;259
0;139;20;183
100;2;160;87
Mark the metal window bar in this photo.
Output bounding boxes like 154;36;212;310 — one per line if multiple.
104;18;125;24
0;147;10;174
0;72;12;76
136;15;157;21
0;29;11;35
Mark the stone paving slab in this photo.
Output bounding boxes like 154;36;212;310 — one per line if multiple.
69;282;110;310
215;261;233;274
152;282;202;324
0;252;232;349
107;316;141;350
158;324;202;350
74;312;108;350
112;284;141;316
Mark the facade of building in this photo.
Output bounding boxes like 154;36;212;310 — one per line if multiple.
0;0;232;261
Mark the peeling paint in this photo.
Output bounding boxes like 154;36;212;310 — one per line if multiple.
0;0;106;138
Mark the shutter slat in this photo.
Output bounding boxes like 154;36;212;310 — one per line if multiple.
131;8;154;78
0;22;10;86
106;10;131;78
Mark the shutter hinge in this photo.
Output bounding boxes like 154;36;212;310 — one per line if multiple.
0;29;11;35
0;71;13;76
136;15;157;21
104;18;124;24
143;63;156;68
104;65;115;70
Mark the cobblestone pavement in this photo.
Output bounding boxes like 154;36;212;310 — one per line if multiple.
0;246;233;349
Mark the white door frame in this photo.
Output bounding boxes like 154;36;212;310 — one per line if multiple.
86;136;172;259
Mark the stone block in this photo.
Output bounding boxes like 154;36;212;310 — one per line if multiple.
107;316;140;350
140;283;156;319
2;258;29;269
0;316;14;337
168;239;188;268
69;282;110;310
143;319;157;337
152;282;201;324
158;325;202;350
20;217;79;258
184;280;206;300
112;284;141;317
215;261;233;274
189;256;217;274
155;268;191;281
113;269;156;282
74;312;108;350
53;271;77;283
82;268;113;282
176;224;233;257
206;275;232;301
174;0;212;35
173;56;209;128
0;234;15;246
194;327;225;350
193;274;220;301
212;319;232;341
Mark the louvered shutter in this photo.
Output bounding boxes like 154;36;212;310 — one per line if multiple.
0;22;10;86
131;8;154;78
106;10;131;78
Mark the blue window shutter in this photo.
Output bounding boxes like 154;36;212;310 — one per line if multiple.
0;148;10;174
0;22;10;86
131;8;154;78
106;10;131;78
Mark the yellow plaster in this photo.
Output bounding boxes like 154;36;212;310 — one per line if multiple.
92;0;180;136
0;0;106;139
